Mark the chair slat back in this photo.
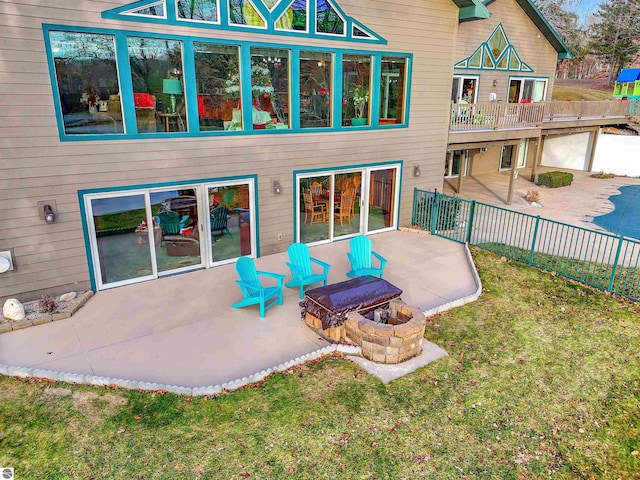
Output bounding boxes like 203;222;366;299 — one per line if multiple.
350;235;372;269
236;257;261;293
287;243;313;276
310;182;323;195
303;191;313;212
158;210;181;234
211;205;229;230
339;192;353;214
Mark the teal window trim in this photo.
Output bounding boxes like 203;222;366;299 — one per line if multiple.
78;173;259;291
291;160;404;242
103;0;386;45
454;23;535;73
43;24;411;142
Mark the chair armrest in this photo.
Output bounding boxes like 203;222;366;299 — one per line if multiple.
310;257;331;273
372;250;387;269
257;271;286;285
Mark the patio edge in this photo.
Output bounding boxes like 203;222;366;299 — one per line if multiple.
0;241;482;396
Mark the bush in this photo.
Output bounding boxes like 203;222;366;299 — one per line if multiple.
415;193;462;231
39;294;57;314
590;172;616;179
537;171;574;188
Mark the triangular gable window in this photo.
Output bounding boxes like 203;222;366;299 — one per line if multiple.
454;23;534;72
229;0;266;27
102;0;385;44
123;1;166;18
468;48;482;68
177;0;219;23
275;0;307;32
316;0;345;36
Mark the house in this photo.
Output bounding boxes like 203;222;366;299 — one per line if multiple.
446;0;635;203
0;0;631;301
613;68;640;100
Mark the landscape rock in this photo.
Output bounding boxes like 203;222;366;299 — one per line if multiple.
3;298;25;321
59;292;77;302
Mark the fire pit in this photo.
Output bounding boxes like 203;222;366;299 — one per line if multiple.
300;276;426;364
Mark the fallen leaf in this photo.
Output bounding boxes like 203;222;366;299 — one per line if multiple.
631;451;639;456
240;473;250;478
135;414;142;421
117;428;125;434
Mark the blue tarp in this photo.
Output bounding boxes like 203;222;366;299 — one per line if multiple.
593;185;640;241
300;276;402;329
616;68;640;83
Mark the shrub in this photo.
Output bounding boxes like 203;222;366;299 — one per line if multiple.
39;294;57;313
415;193;462;231
590;172;615;179
537;171;573;188
525;190;540;203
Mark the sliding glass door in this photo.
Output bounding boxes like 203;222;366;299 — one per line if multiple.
296;164;399;245
84;178;255;290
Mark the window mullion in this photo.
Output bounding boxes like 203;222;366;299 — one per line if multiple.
182;39;197;133
115;33;138;135
291;48;301;130
240;44;252;130
332;50;342;129
370;53;381;128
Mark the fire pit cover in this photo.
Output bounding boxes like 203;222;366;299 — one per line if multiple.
300;275;402;329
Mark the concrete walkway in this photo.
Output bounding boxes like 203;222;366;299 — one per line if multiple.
444;168;640;230
0;231;480;390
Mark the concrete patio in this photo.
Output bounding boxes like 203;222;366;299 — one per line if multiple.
0;231;479;391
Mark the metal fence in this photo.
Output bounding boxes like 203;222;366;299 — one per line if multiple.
412;189;640;301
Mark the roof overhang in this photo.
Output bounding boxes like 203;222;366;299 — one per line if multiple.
483;0;573;59
451;0;492;22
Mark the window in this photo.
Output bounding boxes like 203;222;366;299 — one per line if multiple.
250;47;290;129
316;0;345;35
228;0;266;27
275;0;308;32
379;56;407;125
194;43;242;131
127;37;187;133
300;51;332;128
342;54;371;126
45;26;410;140
451;75;478;103
177;0;219;23
49;31;124;135
508;78;547;103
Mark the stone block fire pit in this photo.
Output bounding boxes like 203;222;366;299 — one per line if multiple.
300;276;426;364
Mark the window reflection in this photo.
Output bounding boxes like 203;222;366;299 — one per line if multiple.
195;43;242;131
250;47;290;130
342;54;371;126
300;51;332;128
50;31;124;135
379;56;407;125
127;37;186;133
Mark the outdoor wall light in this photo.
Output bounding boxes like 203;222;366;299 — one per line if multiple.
43;204;56;224
413;165;421;177
493;79;498;87
273;180;283;194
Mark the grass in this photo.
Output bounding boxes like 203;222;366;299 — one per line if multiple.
552;84;614;101
1;249;640;479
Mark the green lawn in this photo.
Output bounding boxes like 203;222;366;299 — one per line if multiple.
1;249;639;479
552;84;614;101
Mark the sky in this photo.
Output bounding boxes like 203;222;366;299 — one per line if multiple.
574;0;603;21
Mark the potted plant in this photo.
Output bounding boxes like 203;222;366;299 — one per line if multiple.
351;85;369;126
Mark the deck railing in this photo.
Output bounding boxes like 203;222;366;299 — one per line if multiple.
412;189;640;302
450;100;637;131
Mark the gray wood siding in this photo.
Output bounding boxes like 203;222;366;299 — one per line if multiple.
0;0;458;300
453;0;558;102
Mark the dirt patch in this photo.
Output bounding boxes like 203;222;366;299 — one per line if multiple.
42;387;72;400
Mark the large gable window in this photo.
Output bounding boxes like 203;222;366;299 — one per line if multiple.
342;54;371;126
194;43;242;131
250;47;290;129
127;37;187;133
44;25;411;140
177;0;219;23
49;31;124;135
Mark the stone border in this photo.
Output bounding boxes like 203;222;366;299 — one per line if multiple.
0;241;482;395
0;291;94;334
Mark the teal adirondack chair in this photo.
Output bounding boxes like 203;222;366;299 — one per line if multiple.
346;235;387;279
232;256;285;318
285;243;331;299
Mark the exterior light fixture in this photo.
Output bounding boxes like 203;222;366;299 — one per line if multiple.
273;180;283;194
43;204;56;224
413;165;421;177
493;79;498;87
